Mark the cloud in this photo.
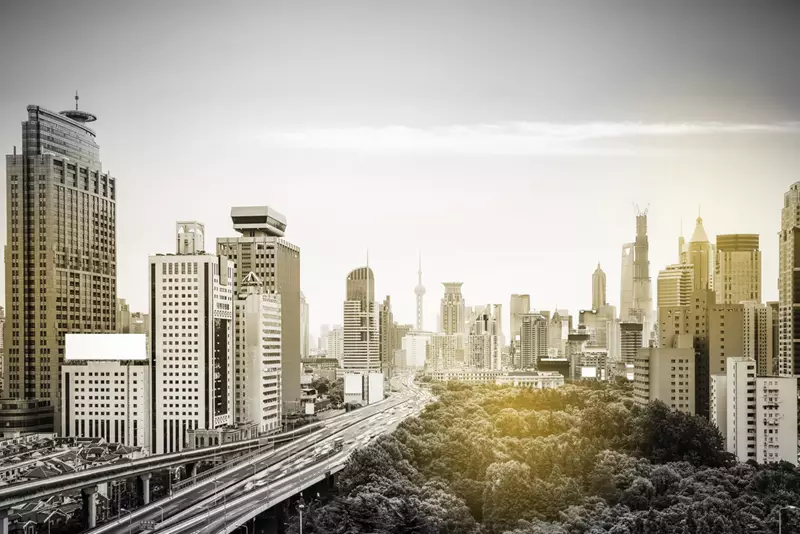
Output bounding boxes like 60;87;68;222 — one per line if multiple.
259;121;800;156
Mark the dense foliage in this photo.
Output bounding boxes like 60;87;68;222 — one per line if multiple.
289;381;800;534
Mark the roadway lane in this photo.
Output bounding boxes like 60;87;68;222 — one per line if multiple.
159;378;432;534
92;374;422;534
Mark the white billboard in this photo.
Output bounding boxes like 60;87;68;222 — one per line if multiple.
344;373;364;404
66;334;147;361
367;372;384;405
304;402;316;415
581;366;598;379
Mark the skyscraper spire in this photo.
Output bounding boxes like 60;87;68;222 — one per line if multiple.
414;250;426;330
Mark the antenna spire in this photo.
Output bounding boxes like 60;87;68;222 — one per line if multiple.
75;90;79;111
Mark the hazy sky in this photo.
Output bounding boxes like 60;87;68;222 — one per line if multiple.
2;1;799;341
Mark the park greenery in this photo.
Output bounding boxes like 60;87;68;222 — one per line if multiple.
289;380;800;534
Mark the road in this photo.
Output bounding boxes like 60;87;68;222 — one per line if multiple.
159;382;432;534
92;373;429;534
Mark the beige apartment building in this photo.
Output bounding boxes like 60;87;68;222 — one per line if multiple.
633;334;695;413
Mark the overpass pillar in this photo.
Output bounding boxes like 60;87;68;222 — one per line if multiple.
187;462;197;478
82;486;98;529
1;508;8;534
140;473;152;505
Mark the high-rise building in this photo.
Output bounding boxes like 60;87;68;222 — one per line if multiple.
0;306;4;395
440;283;465;335
379;296;395;378
548;310;569;358
428;333;463;370
566;328;591;381
659;289;744;418
657;264;695;308
768;301;779;376
61;334;150;449
3;101;117;435
342;267;379;372
519;313;548;370
620;322;643;365
592;263;607;310
414;254;426;331
117;298;150;357
634;334;695;413
318;324;330;353
509;294;530;364
300;292;309;359
150;223;235;454
631;210;654;345
233;273;282;434
711;358;797;465
217;206;301;410
778;182;800;376
688;216;715;292
326;326;344;363
619;243;635;322
401;330;432;369
742;301;775;377
715;234;761;305
466;305;502;369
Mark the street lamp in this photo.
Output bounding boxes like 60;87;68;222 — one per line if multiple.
214;480;228;531
120;508;133;534
779;505;798;534
155;504;165;523
298;503;305;534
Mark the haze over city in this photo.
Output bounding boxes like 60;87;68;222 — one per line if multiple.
1;0;799;338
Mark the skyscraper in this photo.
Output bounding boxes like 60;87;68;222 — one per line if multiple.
519;313;548;369
326;326;344;363
216;206;301;411
688;215;715;291
778;182;800;376
342;267;379;371
379;295;395;378
414;254;425;331
657;264;695;308
619;243;635;322
440;283;465;335
592;263;607;310
715;234;761;305
742;301;774;377
3;101;117;435
234;272;282;434
466;305;502;369
631;209;654;344
150;223;235;454
300;292;309;359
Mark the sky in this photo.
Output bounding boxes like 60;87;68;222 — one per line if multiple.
1;1;799;342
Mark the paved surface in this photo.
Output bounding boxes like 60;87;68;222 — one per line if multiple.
89;374;428;534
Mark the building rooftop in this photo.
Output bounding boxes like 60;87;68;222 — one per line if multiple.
231;206;287;237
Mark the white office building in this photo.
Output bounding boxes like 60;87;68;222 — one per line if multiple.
633;334;695;414
342;267;379;372
149;223;235;454
234;273;282;434
711;357;797;465
326;326;344;363
402;330;432;368
61;334;150;450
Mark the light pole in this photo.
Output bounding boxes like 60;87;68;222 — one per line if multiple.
155;504;164;523
214;480;228;531
298;503;305;534
779;505;798;534
121;508;133;534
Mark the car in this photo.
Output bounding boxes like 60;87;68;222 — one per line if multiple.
244;482;254;491
256;480;269;487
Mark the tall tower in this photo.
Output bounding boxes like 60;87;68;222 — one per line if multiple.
715;234;761;305
217;206;301;412
3;100;117;435
779;182;800;376
150;223;235;453
440;283;465;335
631;208;654;346
619;244;635;321
342;267;379;372
592;263;607;310
689;214;715;291
414;253;425;330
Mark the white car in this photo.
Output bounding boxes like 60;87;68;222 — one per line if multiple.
244;482;254;491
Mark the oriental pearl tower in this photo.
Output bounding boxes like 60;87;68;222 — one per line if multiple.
415;252;426;330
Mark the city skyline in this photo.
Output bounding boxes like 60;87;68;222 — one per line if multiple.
1;2;799;340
